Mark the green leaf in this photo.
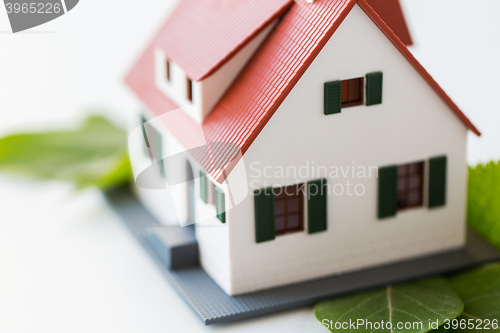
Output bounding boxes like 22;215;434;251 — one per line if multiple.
468;161;500;249
446;263;500;332
0;116;132;190
315;277;464;333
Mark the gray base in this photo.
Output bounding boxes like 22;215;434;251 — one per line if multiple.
105;186;500;326
145;226;199;269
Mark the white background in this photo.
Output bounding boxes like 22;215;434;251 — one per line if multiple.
0;0;499;332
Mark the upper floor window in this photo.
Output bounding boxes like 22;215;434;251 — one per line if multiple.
341;77;364;107
324;72;383;115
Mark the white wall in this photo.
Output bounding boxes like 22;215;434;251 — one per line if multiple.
130;108;233;294
225;4;469;295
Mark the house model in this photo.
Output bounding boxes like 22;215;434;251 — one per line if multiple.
125;0;481;297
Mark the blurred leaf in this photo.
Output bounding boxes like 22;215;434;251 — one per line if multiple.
446;264;500;332
468;161;500;249
0;116;132;190
314;277;463;333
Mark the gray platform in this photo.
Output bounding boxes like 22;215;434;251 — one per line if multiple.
105;186;500;326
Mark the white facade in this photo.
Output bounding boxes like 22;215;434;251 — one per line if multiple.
133;4;469;296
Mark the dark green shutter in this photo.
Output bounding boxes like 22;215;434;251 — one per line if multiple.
428;156;447;208
366;72;383;106
307;179;328;234
199;171;207;203
378;165;398;219
140;114;150;148
155;129;165;177
215;187;225;223
324;81;342;115
254;187;275;243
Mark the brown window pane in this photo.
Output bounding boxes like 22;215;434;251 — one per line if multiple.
341;77;364;107
186;78;193;102
275;200;285;215
166;60;171;82
341;80;349;104
274;184;304;236
349;78;361;102
287;198;300;213
287;214;301;229
275;217;286;232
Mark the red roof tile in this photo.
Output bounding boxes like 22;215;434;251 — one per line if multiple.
155;0;293;81
125;0;480;184
366;0;413;46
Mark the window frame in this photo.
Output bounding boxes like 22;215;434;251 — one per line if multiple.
341;77;364;108
397;161;425;211
273;184;306;236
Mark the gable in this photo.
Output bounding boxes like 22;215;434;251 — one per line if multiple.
125;0;479;184
245;4;469;169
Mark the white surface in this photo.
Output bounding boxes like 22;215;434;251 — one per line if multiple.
227;4;468;295
0;0;499;332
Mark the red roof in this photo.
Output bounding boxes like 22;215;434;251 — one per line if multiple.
366;0;413;46
126;0;480;184
155;0;293;81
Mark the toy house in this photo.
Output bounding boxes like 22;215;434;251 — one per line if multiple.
125;0;480;296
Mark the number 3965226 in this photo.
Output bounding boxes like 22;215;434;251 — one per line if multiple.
5;3;62;14
443;318;499;330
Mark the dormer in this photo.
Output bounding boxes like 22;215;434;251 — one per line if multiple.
153;0;293;124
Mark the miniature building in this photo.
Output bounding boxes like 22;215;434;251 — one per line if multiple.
126;0;480;296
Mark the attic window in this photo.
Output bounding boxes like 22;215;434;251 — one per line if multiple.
186;78;193;102
165;60;171;82
341;77;364;107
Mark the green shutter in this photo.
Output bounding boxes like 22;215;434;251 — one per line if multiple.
324;81;342;115
428;156;447;208
215;187;225;223
140;114;150;148
199;171;207;203
378;165;398;219
254;187;275;243
307;179;328;234
366;72;383;106
155;129;165;177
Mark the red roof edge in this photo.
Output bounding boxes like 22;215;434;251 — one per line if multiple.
358;0;481;136
366;0;413;46
197;0;294;81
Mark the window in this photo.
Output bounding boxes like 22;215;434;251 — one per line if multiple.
341;77;364;107
397;161;424;210
165;60;171;82
274;184;305;235
186;77;193;102
379;157;446;219
324;72;382;115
